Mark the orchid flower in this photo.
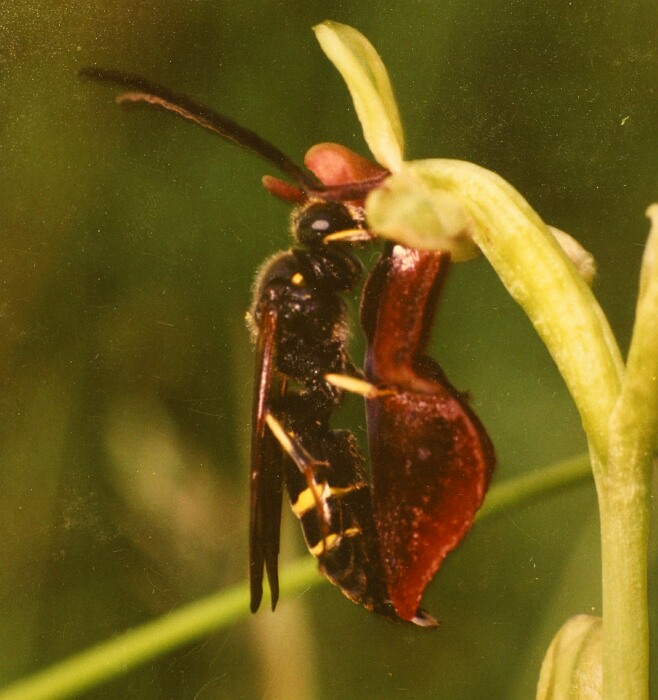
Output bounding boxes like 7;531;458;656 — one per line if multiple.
315;19;657;699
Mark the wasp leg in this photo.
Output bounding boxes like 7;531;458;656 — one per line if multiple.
264;411;328;476
324;373;396;399
264;411;332;546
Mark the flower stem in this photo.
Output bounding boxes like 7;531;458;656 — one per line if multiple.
598;206;658;699
598;469;650;699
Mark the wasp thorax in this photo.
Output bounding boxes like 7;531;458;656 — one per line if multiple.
293;201;358;247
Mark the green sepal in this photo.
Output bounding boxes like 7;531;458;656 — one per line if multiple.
313;21;404;171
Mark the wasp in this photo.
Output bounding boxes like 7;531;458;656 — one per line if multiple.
80;68;494;626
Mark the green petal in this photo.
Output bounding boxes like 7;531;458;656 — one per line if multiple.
313;21;404;171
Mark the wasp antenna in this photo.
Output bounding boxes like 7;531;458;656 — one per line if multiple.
79;67;317;190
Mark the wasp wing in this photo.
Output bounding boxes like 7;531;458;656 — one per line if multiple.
249;307;286;613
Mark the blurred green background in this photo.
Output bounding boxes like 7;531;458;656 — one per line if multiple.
1;2;657;698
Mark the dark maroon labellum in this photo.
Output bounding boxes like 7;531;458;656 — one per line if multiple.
361;245;495;621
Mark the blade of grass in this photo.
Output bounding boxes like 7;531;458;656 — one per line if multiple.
0;454;592;700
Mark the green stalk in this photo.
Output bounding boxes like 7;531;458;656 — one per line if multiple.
598;474;650;699
598;206;658;699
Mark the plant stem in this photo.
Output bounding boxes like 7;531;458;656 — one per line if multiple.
598;465;651;700
598;207;658;699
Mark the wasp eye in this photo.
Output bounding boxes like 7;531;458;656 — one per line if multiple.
311;218;330;232
294;202;357;246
